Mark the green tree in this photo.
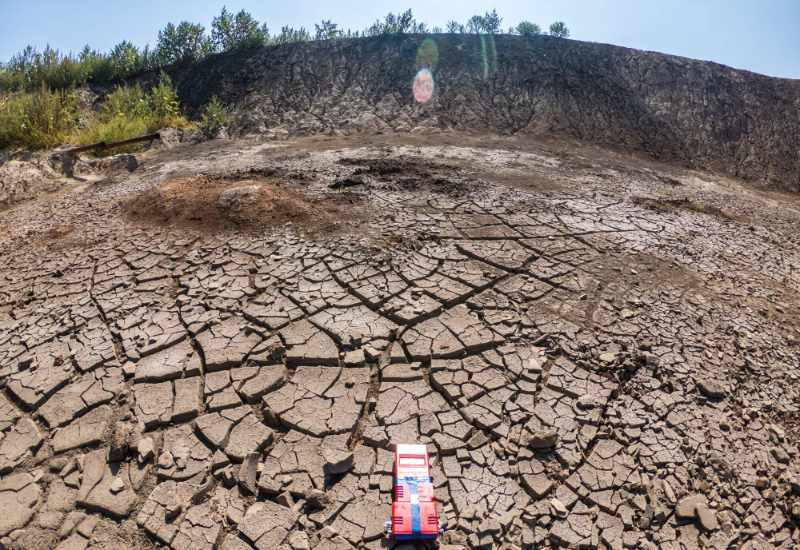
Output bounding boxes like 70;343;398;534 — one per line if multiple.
549;21;570;38
365;9;427;36
314;20;341;41
466;15;484;34
211;7;268;51
482;9;502;34
156;21;212;64
446;20;465;33
516;21;542;37
273;26;310;44
109;41;141;79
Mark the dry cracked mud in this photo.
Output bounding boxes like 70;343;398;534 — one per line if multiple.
0;132;799;550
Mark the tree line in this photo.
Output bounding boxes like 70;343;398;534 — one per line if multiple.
0;8;570;92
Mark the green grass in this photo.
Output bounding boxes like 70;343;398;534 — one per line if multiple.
0;87;77;149
0;73;194;153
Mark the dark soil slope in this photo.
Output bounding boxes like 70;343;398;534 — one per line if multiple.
165;34;800;189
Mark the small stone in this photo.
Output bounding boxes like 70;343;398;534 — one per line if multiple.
526;430;559;450
771;447;790;464
157;450;174;469
108;423;131;462
791;502;800;521
697;379;726;400
599;352;617;363
343;349;365;366
137;437;155;463
550;498;568;517
289;530;311;550
109;477;124;494
576;395;600;410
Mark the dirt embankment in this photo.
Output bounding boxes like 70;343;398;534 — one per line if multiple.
154;34;800;191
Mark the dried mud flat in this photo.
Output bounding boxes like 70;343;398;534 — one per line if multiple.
0;132;799;550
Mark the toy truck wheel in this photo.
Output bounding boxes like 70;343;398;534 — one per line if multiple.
384;519;392;536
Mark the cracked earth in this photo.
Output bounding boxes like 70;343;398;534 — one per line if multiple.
0;133;799;549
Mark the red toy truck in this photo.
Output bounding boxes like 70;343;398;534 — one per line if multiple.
385;443;442;541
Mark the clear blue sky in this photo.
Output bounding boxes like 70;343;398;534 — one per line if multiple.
1;0;798;78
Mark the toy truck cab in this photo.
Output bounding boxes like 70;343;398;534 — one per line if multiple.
385;443;442;541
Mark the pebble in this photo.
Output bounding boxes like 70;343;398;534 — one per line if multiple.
550;498;568;517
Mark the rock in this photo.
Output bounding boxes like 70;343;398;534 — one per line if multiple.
675;494;707;519
771;447;790;464
137;437;155;463
791;502;800;521
343;348;366;366
550;498;568;517
697;379;726;400
108;423;132;462
696;503;719;531
109;477;125;494
599;352;617;363
576;395;601;410
322;447;354;475
525;430;559;450
158;451;174;469
289;530;311;550
239;452;260;495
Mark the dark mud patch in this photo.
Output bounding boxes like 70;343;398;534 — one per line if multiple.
337;156;469;196
122;175;365;235
631;196;743;222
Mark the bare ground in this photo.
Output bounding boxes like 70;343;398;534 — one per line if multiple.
0;132;798;549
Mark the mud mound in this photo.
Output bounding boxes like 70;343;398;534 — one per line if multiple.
122;176;359;234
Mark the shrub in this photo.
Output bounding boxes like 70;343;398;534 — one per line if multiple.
516;21;542;37
0;86;77;149
200;96;227;138
149;72;181;124
72;73;192;151
549;21;570;38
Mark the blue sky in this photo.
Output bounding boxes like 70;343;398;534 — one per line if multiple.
1;0;798;78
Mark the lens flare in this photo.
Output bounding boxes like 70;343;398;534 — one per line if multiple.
416;38;439;70
479;34;498;79
412;68;435;103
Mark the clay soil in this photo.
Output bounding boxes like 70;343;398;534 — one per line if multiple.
0;132;798;550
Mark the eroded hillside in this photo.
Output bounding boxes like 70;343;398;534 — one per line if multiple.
162;34;800;189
